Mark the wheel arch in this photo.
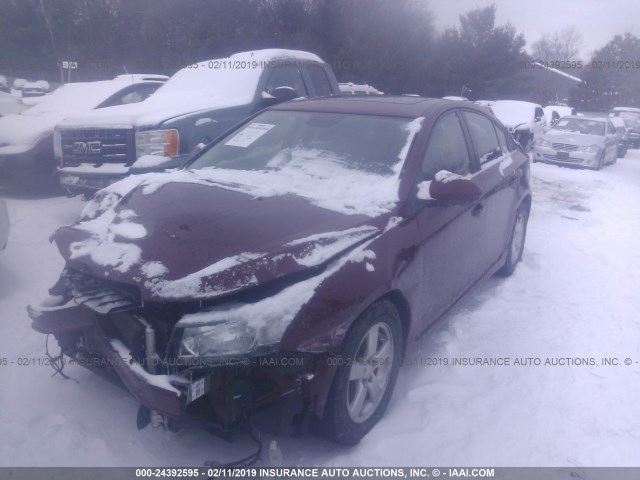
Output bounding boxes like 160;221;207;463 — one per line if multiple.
377;289;412;357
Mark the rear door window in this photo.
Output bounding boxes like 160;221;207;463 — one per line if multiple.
266;66;308;97
306;64;333;97
462;112;504;165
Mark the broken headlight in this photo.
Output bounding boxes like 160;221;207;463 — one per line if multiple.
174;305;284;361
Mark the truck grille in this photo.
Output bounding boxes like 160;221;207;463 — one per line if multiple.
60;128;135;167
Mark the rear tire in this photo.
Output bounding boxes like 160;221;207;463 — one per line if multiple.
498;203;529;277
317;300;402;445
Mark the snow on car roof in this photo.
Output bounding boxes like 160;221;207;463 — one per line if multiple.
229;48;324;63
155;48;323;98
60;49;328;129
612;106;640;112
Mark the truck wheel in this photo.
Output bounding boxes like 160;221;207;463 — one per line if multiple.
318;300;402;445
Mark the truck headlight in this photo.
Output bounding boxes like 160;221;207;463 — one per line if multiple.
135;129;179;159
577;144;600;154
535;138;552;148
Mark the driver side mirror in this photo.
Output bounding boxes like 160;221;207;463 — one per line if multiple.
417;170;482;203
189;142;207;160
261;86;298;104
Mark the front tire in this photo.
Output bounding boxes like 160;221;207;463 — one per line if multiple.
318;300;403;445
593;151;605;170
498;203;529;277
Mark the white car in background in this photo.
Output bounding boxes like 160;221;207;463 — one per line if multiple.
543;105;575;126
609;107;640;148
0;198;8;251
0;91;28;117
339;82;384;95
0;74;168;186
0;75;9;94
491;100;547;150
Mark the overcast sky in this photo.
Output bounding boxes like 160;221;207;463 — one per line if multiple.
429;0;640;59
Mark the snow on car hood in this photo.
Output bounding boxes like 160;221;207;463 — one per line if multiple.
0;92;27;117
0;111;61;153
0;78;157;152
543;128;605;147
52;172;387;301
57;90;254;129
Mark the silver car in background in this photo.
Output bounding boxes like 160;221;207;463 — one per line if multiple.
610;116;629;158
610;107;640;148
533;116;618;170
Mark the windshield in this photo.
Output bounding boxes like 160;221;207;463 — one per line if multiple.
192;111;413;174
186;110;421;216
552;118;605;136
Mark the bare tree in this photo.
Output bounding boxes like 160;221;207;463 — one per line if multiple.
532;27;584;62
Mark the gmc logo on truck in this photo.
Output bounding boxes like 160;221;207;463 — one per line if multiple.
72;141;102;155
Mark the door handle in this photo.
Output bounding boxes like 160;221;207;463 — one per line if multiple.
471;202;485;216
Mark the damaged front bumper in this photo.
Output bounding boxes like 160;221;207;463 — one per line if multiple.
27;270;322;435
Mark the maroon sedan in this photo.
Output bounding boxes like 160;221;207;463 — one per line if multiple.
29;96;531;444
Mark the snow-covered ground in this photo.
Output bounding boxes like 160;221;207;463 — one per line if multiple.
1;153;639;467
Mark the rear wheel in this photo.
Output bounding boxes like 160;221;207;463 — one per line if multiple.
498;203;529;277
318;300;402;445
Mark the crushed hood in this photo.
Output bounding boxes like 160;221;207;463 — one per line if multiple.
53;179;384;302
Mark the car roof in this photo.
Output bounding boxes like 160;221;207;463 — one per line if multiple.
270;95;487;118
612;106;640;112
114;74;169;84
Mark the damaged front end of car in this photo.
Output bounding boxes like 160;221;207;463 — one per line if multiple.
27;266;329;439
